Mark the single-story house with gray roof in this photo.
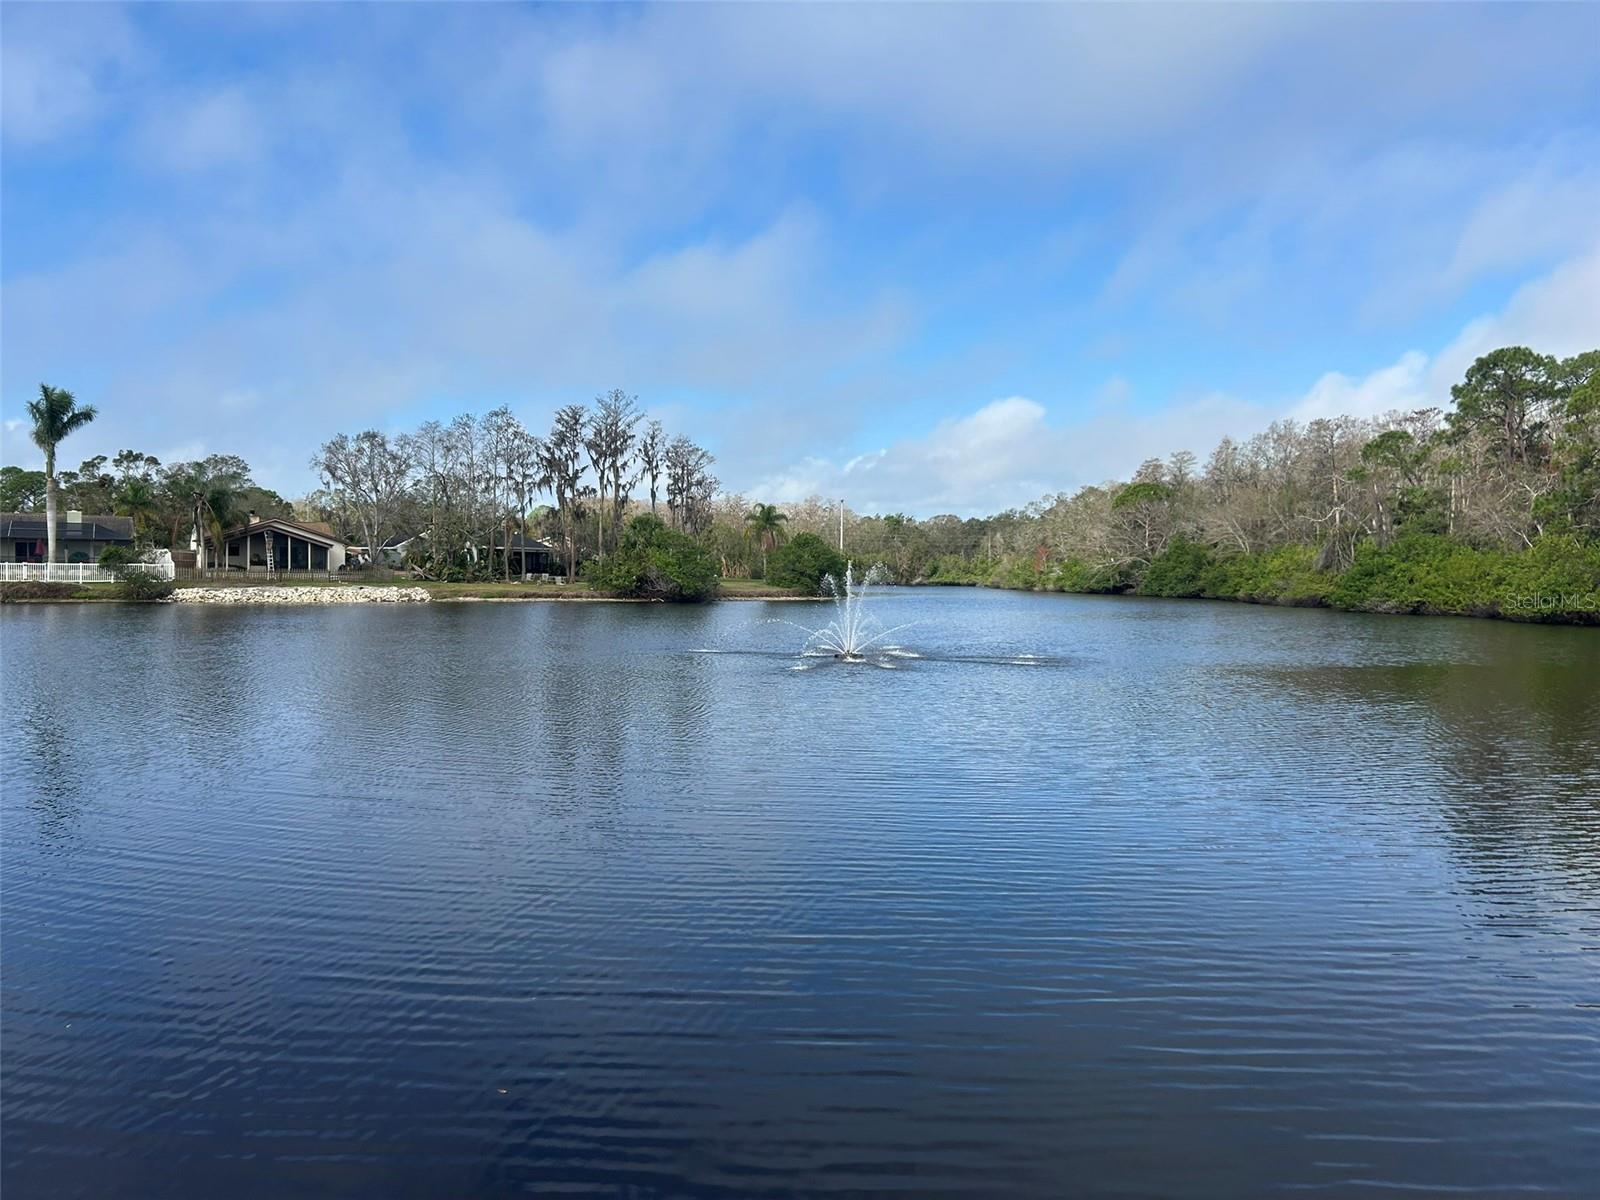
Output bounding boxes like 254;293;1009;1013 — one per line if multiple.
2;511;133;563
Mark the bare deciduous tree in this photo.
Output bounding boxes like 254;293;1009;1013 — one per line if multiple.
665;435;716;535
638;419;666;514
311;431;414;567
538;405;588;582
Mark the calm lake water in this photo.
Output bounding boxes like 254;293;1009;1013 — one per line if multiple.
3;589;1597;1198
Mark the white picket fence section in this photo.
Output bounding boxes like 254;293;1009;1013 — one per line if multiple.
1;560;176;584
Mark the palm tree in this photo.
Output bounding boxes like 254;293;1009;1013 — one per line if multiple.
174;463;241;571
197;479;242;572
26;384;97;568
116;478;159;547
744;502;789;577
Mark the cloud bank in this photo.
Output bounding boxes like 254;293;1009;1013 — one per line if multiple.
2;4;1596;512
755;246;1600;516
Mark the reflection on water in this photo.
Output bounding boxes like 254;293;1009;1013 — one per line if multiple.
2;593;1597;1198
1254;658;1600;905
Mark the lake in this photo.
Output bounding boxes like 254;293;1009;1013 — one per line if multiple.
2;589;1597;1197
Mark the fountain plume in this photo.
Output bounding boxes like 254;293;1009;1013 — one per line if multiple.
795;562;916;663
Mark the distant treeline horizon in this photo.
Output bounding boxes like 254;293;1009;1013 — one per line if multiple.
5;344;1597;615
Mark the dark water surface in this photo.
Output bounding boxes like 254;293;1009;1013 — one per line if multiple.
3;590;1597;1198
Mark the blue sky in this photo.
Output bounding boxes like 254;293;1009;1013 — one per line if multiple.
3;2;1597;515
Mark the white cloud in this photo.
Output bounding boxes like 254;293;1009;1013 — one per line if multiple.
1101;136;1600;328
751;397;1059;515
0;164;908;489
1;5;142;144
4;5;1596;508
157;440;208;466
135;88;263;172
1430;244;1600;392
752;391;1262;516
1437;146;1600;296
755;245;1600;515
1287;242;1600;429
1290;352;1430;423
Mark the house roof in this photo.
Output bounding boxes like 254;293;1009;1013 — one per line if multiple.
0;513;134;542
494;534;554;551
375;531;551;551
209;515;342;547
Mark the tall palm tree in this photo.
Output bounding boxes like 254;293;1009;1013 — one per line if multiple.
26;384;97;567
197;479;241;572
744;502;789;577
116;478;160;547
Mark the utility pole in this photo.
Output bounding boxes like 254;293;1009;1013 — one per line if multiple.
838;499;845;552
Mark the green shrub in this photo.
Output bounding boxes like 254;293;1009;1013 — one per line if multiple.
1138;538;1215;597
586;515;720;601
1000;558;1044;590
916;528;1596;622
1329;535;1460;613
1327;533;1600;620
1200;544;1335;606
114;573;177;602
1047;558;1131;593
766;533;847;593
99;544;177;602
1498;534;1600;621
921;554;986;585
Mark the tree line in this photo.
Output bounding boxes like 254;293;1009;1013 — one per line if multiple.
5;385;302;565
780;346;1598;619
6;346;1596;615
305;391;717;581
1;387;720;581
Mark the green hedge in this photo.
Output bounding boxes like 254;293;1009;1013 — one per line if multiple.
1131;534;1598;621
766;533;847;593
1136;538;1213;597
1327;533;1600;620
923;533;1598;622
1047;558;1131;594
584;515;721;602
1199;544;1336;607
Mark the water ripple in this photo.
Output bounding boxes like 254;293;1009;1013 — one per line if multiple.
2;594;1597;1198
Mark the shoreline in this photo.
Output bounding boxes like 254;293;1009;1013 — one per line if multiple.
438;593;821;603
1;581;827;606
5;580;1589;622
922;579;1600;627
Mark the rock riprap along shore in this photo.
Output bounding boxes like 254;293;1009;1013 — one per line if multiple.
172;586;432;605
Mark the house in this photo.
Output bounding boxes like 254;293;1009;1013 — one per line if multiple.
495;532;555;576
374;530;554;574
200;514;348;572
376;533;421;567
2;511;133;563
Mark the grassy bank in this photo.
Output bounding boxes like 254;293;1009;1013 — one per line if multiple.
924;533;1600;624
0;581;109;602
715;578;814;599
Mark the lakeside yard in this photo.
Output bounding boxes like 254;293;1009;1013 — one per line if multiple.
1;576;816;603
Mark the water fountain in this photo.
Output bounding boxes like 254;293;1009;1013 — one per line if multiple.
794;562;917;664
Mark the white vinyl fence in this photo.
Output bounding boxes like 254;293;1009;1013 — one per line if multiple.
1;560;176;584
